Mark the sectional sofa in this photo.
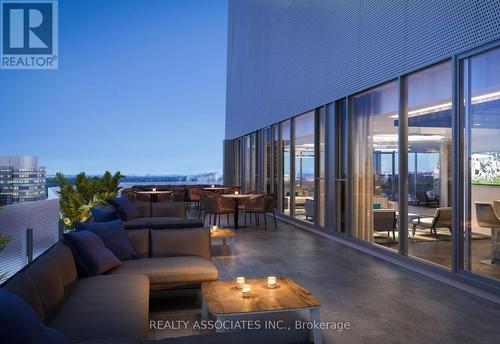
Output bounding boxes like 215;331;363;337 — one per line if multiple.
2;227;217;343
1;226;310;343
98;199;203;230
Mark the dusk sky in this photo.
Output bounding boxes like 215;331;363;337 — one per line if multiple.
0;0;228;175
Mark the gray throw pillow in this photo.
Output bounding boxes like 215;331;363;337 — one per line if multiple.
106;196;140;220
63;231;121;276
75;219;137;260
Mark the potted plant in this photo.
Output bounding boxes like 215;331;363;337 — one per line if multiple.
55;171;124;229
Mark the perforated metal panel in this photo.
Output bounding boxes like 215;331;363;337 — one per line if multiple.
225;0;500;139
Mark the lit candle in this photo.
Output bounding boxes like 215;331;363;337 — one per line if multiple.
236;276;245;289
235;191;239;195
242;284;251;297
211;185;215;188
267;276;276;288
211;225;217;233
152;188;157;192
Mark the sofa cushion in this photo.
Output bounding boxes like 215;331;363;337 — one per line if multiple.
42;242;79;297
75;220;137;260
0;289;68;344
107;196;140;221
109;257;218;287
135;201;151;217
90;207;119;222
122;217;203;230
151;202;185;218
64;231;122;276
123;217;151;229
151;228;210;258
23;254;66;321
148;217;204;229
3;274;45;321
127;229;150;258
50;274;149;343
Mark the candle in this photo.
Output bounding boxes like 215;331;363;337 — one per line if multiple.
267;276;277;288
235;191;239;195
236;276;245;289
152;188;157;192
242;284;251;297
211;185;215;188
210;225;218;233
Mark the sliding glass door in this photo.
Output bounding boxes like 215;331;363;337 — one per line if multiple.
293;111;315;221
281;120;291;214
406;61;452;268
351;81;399;249
463;46;500;281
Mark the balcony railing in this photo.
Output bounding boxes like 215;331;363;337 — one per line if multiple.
0;199;61;282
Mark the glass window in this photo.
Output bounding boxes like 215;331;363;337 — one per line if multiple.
406;61;452;268
334;99;348;233
264;127;272;194
318;107;326;227
250;132;257;191
272;124;279;197
293;111;315;222
243;135;251;193
351;81;399;250
281;120;291;214
463;46;500;280
234;138;241;186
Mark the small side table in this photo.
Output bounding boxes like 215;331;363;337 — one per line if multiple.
210;228;235;255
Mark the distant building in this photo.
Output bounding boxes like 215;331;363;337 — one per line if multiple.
0;156;46;205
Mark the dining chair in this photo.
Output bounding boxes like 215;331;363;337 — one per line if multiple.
475;202;500;264
243;194;278;231
200;192;234;227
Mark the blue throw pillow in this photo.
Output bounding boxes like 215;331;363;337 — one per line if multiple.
0;289;68;344
75;219;137;260
63;231;121;276
106;196;140;221
90;207;118;222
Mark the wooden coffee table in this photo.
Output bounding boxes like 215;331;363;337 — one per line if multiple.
201;277;322;343
210;228;235;255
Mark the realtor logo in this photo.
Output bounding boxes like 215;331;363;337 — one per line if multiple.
1;0;58;69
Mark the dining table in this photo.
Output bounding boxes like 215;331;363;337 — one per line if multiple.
221;193;259;229
202;187;226;192
135;190;172;202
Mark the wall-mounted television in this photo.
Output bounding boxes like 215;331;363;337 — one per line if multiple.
472;152;500;185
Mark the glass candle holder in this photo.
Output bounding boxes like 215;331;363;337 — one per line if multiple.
211;185;215;188
235;191;239;195
267;276;277;288
242;284;251;297
152;188;157;192
236;277;245;289
210;225;217;234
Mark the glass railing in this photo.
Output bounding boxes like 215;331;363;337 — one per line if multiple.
0;199;60;282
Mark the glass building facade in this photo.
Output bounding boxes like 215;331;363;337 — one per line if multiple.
229;43;500;285
0;156;46;205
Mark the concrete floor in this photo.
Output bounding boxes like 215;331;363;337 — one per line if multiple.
152;213;500;343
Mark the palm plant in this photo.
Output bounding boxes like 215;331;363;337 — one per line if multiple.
56;171;124;229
